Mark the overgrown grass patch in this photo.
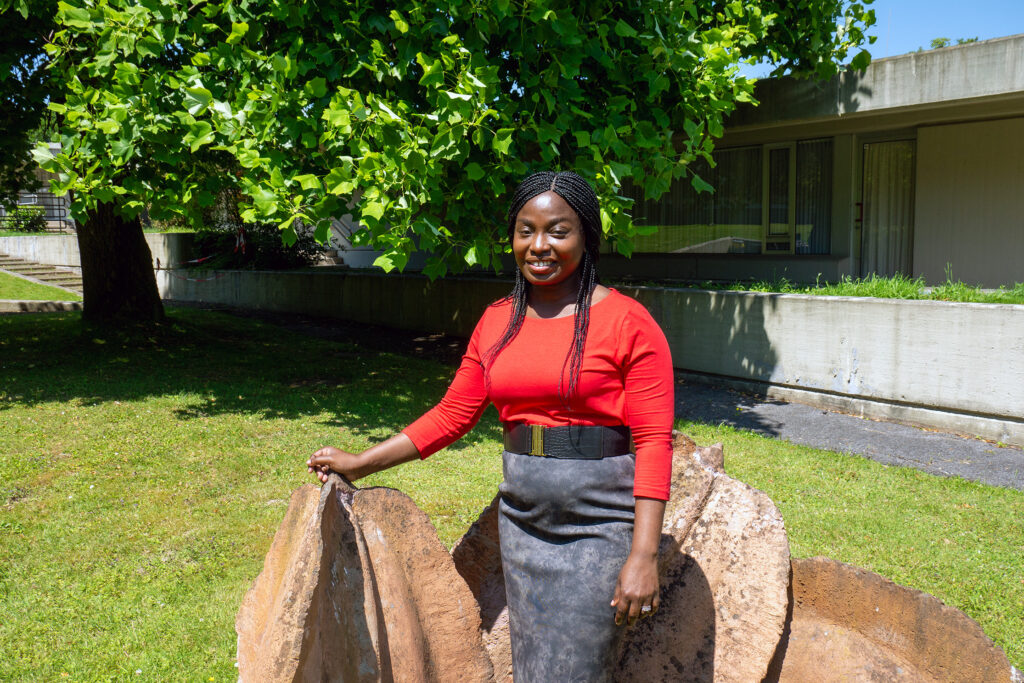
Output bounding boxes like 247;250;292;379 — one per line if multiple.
0;270;81;301
693;272;1024;304
1;309;1020;678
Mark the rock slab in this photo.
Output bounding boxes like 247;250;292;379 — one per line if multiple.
765;556;1017;683
236;474;493;682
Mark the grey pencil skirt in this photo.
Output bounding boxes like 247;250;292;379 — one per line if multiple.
498;449;636;683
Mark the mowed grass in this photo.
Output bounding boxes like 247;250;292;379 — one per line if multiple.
0;309;503;680
0;309;1020;679
0;270;81;301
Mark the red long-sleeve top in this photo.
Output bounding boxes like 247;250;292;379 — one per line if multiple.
403;289;675;500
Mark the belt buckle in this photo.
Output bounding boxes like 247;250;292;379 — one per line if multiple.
529;424;546;457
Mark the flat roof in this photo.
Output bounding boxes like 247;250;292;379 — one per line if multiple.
723;33;1024;142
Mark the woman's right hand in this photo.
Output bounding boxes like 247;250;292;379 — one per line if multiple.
306;433;422;484
307;446;362;483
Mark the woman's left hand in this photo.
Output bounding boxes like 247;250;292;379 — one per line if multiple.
611;552;660;626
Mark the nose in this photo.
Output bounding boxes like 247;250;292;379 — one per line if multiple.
529;231;549;254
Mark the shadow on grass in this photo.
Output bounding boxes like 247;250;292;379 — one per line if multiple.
675;380;791;439
0;307;503;445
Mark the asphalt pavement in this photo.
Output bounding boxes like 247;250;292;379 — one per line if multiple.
676;378;1024;491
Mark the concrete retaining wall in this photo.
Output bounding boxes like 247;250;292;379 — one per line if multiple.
0;233;194;272
158;269;1024;446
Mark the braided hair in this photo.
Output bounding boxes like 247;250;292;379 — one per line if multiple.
484;171;602;408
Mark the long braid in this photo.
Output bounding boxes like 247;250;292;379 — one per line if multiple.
485;171;603;409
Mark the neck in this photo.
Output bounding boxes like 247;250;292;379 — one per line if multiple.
527;271;585;317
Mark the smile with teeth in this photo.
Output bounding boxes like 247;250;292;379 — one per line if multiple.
527;260;558;273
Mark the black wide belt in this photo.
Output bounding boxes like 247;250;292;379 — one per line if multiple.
503;423;633;459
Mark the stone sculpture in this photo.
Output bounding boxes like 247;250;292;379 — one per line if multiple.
236;436;1018;682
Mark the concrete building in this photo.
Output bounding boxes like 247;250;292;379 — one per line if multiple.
614;34;1024;288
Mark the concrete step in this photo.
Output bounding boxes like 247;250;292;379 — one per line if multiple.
10;267;59;275
32;271;79;279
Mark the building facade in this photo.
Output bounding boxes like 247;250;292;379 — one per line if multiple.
613;34;1024;288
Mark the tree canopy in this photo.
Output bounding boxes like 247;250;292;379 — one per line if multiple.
9;0;875;277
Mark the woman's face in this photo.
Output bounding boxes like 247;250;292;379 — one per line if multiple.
512;191;585;289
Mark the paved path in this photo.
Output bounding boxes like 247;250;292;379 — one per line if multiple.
676;379;1023;491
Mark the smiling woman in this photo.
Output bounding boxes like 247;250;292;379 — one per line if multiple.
308;170;675;682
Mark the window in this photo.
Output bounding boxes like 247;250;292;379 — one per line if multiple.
626;139;832;255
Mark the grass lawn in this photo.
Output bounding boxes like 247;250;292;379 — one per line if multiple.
0;270;81;301
1;309;1020;679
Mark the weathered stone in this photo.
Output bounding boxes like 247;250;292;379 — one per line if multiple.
765;557;1018;683
240;437;1015;683
616;433;791;682
235;479;381;682
451;496;512;683
236;474;493;682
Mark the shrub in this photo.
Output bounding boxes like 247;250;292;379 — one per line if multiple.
4;205;47;232
191;221;326;270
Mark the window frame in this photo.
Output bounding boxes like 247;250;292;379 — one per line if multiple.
761;142;797;254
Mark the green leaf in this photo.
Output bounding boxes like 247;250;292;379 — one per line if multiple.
95;119;119;134
47;102;67;114
492;128;514;155
94;186;116;203
272;54;293;76
690;172;714;194
184;121;215;152
361;201;384;221
464;244;479;266
293;174;322;191
226;22;248;45
250;186;278;216
111;138;135;160
389;9;409;33
324;167;354;195
850;49;872;71
58;1;93;29
305;77;327;98
183;86;213;115
465;162;484;180
372;253;395;271
573;130;591;148
614;19;637;38
416;53;443;87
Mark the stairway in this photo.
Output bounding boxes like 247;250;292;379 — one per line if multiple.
0;252;83;295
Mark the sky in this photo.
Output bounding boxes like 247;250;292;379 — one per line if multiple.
742;0;1024;77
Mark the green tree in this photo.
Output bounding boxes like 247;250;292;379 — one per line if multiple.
2;0;874;322
0;0;57;209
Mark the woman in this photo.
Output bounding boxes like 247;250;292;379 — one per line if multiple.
308;171;674;682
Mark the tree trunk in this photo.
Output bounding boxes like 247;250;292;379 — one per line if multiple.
77;201;164;323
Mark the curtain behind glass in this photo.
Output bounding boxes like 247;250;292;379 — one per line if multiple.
796;139;833;254
862;140;915;276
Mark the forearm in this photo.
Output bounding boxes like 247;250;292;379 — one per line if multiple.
349;433;421;479
310;433;421;483
630;497;666;558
